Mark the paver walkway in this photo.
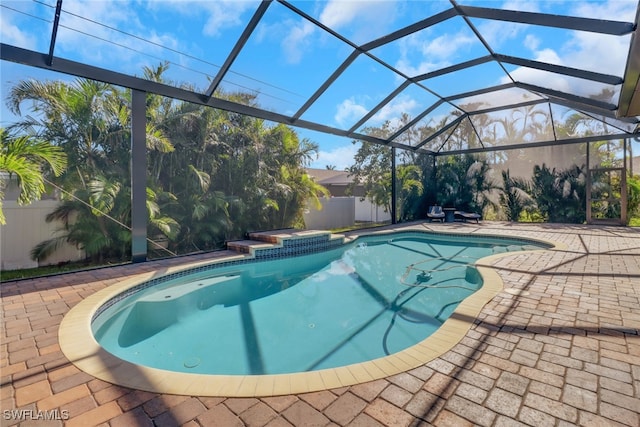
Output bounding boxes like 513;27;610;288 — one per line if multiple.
1;222;639;426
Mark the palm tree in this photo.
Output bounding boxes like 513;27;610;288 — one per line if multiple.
530;164;586;223
348;138;393;213
499;169;532;221
436;154;497;214
7;78;127;189
396;164;424;221
0;128;67;224
8;64;327;260
30;174;132;263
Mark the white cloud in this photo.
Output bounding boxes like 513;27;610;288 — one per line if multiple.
313;144;359;170
52;0;257;76
282;20;316;64
372;96;418;126
335;98;368;127
498;0;635;99
500;0;540;13
563;31;630;76
507;66;571;92
319;0;368;29
53;1;137;64
319;0;400;44
0;13;37;50
571;0;637;21
277;0;398;64
534;48;561;65
502;40;627;100
200;1;257;37
394;58;442;77
476;19;524;49
523;34;540;52
394;29;475;77
146;0;256;38
475;0;541;50
422;31;476;59
47;0;198;80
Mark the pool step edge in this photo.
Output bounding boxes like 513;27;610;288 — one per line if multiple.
227;230;345;258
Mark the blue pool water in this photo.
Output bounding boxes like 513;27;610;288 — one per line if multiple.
93;232;545;375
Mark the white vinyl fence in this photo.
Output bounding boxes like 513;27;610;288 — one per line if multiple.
1;200;84;270
303;197;355;230
303;196;391;230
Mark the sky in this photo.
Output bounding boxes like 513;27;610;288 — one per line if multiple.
1;0;639;170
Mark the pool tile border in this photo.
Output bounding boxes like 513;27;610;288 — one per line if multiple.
58;225;563;397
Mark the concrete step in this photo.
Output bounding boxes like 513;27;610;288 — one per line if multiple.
226;229;345;258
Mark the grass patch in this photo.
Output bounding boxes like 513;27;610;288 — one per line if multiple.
1;260;126;282
331;221;391;233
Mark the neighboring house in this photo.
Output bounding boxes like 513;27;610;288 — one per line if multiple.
304;168;391;227
304;168;364;198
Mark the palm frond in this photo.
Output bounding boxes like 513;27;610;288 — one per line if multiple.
88;176;121;216
30;236;69;261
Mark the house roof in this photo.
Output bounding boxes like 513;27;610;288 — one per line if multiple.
305;168;353;186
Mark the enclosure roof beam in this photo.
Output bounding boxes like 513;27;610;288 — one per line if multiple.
466;98;549;116
348;81;411;134
515;82;618;111
414;56;493;81
547;96;639;123
204;0;272;98
444;83;516;103
435;133;634;157
617;3;640;117
387;100;446;142
457;5;635;36
291;49;361;121
278;0;377;122
46;0;63;66
1;43;430;152
360;8;458;51
413;52;623;86
414;115;465;150
495;54;624;85
281;1;456;126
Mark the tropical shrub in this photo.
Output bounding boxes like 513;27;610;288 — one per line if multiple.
436;154;496;214
530;164;586;223
625;174;640;225
6;64;326;263
0;128;67;224
498;169;532;221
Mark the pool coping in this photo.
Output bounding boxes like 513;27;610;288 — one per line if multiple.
58;225;565;397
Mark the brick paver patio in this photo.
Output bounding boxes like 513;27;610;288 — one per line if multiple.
1;222;639;426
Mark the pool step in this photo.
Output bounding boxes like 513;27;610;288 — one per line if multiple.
227;229;345;259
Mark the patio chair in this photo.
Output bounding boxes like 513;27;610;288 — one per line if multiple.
454;210;481;223
427;205;445;222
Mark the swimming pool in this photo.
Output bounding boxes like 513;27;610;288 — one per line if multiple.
59;227;556;396
90;231;546;376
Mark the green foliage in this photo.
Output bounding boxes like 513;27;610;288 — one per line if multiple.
30;175;132;263
436;154;496;214
347;138;430;222
347;139;393;213
0;128;67;224
498;169;532;221
347;114;441;222
8;64;325;263
396;164;424;221
626;174;640;224
530;164;586;223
